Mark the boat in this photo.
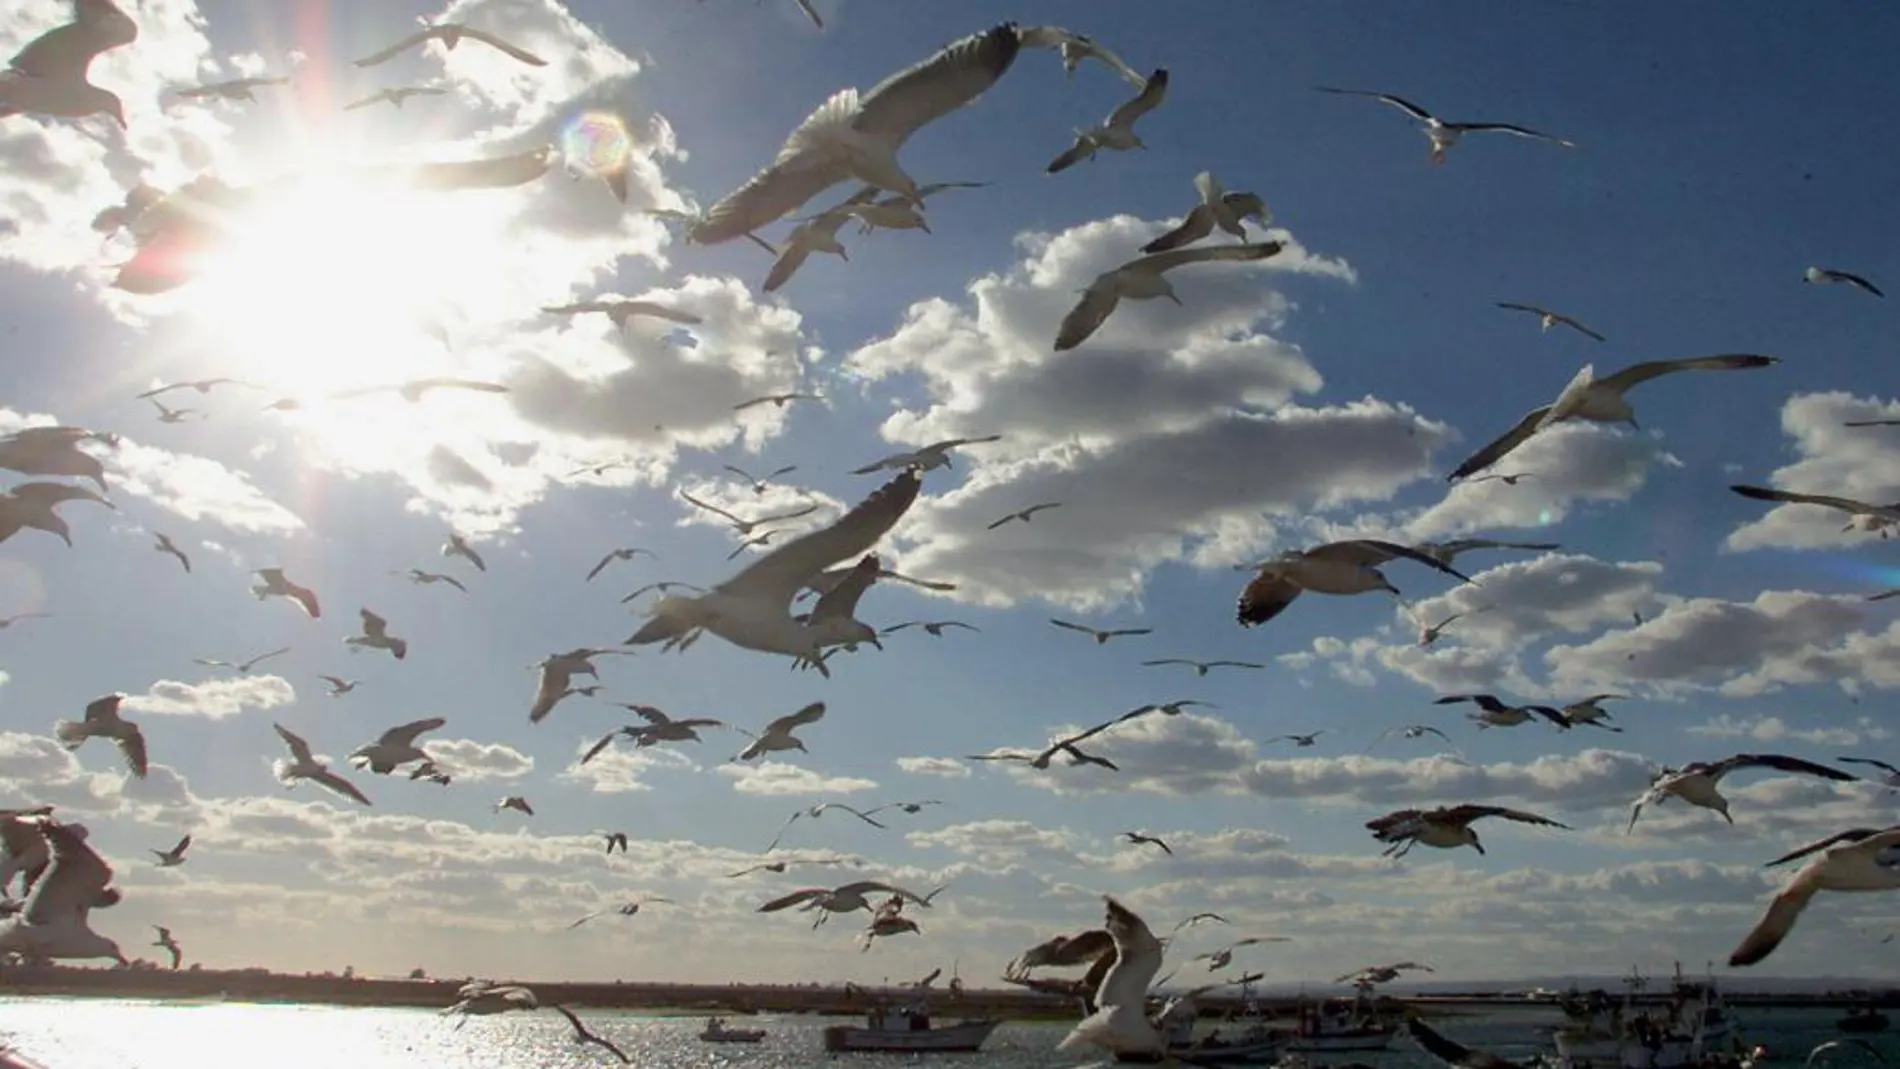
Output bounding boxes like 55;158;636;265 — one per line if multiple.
1117;1020;1286;1065
1282;990;1398;1053
821;1001;998;1053
1550;964;1742;1069
699;1016;767;1044
1837;1008;1889;1034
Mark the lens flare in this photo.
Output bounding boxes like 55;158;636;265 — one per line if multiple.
561;112;632;178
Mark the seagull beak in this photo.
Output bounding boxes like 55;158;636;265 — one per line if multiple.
868;636;884;650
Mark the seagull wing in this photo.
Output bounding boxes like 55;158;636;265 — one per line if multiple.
1556;315;1606;342
791;0;823;29
758;887;829;912
10;0;139;79
1452;122;1575;148
456;27;548;66
115;724;148;778
377;717;446;750
21;819;114;927
274;723;317;765
1104;69;1168;130
810;555;880;621
1315;539;1474;583
1128;240;1285;277
1236;571;1303;626
309;768;371;806
766;701;827;735
1139;205;1216;255
1718;753;1858;783
712;471;921;608
352;28;433;67
1596;354;1779;394
1052;284;1123;352
1406;1018;1519;1069
679;491;746;526
1446;804;1568;830
1449;406;1552;481
1762;827;1893;868
1730;485;1894;519
1316;87;1437;122
1839;757;1900;778
762;244;816;292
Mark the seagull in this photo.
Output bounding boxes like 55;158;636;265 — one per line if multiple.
151;925;182;969
970;717;1131;772
1056;896;1167;1059
860;912;922;951
1629;754;1857;832
567;897;673;928
1449;355;1780;481
150;835;190;867
627;473;922;669
1141;171;1272;254
152;533;190;572
1730;825;1900;967
1804;267;1883;298
1838;757;1900;790
348;717;446;775
0;816;125;966
0;611;49;630
527;648;628;723
494;795;534;817
726;856;859;878
342;86;446;111
788;553;888;670
765;803;888;851
1495;303;1605;342
1366;724;1462;755
147;397;202;423
1558;694;1631;730
1120;832;1172;856
54;694;146;778
0;0;139;129
687;23;1024;247
1170;912;1230;932
844;181;989;235
1237;539;1473;627
1050;619;1152;644
987;502;1062;529
270;724;371;806
1194;936;1290;971
1367;804;1568;858
616;704;726;747
252;568;321;618
409;761;451;786
586;547;657;582
733;392;824;412
1138;658;1266;677
318;675;358;697
441;981;537;1018
758;880;935;928
1410;539;1561;568
354;22;547;68
1055;242;1284;351
399;568;467;593
567;456;634;479
680;491;819;537
1272;731;1327;747
1405;1018;1528;1069
551;1005;630;1064
334;378;509;404
1338;961;1435;985
345;609;407;660
542;299;703;329
1047;69;1169;173
853;436;1003;475
601;832;629;854
0;482;112;546
620;581;705;605
1316;87;1576;165
761;202;860;291
1414;607;1483;647
193;645;291;674
802;564;955;600
882;620;978;637
1467;472;1539;486
864;799;944;818
1435;693;1569;730
174;75;289;103
442;534;486;571
1119;699;1213;721
0;426;111;492
1729;485;1900;534
1807;1040;1888;1068
1845;419;1900;429
723;465;799;497
1016;26;1146;87
736;702;826;761
137;378;260;401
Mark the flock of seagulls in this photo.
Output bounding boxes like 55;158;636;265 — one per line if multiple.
0;4;1895;1059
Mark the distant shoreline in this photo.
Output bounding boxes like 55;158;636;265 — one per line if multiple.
1;966;1895;1018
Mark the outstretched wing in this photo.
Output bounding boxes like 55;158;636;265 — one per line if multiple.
767;701;827;734
352;28;434;67
714;472;921;607
1448;407;1552;481
10;0;139;79
273;722;317;764
457;27;548;66
378;717;446;749
1596;354;1778;394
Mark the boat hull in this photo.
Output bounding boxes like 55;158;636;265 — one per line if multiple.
1285;1027;1396;1053
822;1018;999;1053
1117;1037;1287;1065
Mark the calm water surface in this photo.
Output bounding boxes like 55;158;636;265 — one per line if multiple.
0;998;1867;1069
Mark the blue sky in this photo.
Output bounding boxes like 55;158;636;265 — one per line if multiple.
1;0;1898;986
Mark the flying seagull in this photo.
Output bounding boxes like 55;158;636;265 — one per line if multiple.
551;1005;630;1064
542;299;703;328
1807;1040;1888;1068
334;378;509;404
1435;693;1568;730
1237;540;1473;627
1272;731;1327;747
1194;936;1290;971
1141;658;1264;677
734;392;824;412
1839;757;1900;791
151;925;182;969
1410;538;1562;568
1729;485;1900;532
1141;171;1272;255
765;802;888;851
1016;26;1146;87
1050;619;1152;644
1414;607;1483;647
1804;267;1883;298
150;834;190;867
442;533;485;571
399;568;466;593
853;435;1002;475
271;723;371;806
354;22;547;68
54;694;146;778
0;0;139;128
146;398;202;423
988;502;1062;529
762;196;866;292
1120;832;1172;856
252;567;320;618
342;86;446;111
882;620;977;637
318;675;358;697
345;609;408;660
0;611;50;630
1558;694;1631;731
723;465;799;496
495;795;534;817
0;482;113;546
1629;754;1856;832
587;547;657;582
1367;804;1568;858
1047;69;1170;173
1055;242;1284;351
137;378;259;400
348;717;446;775
679;491;819;536
1316;87;1576;165
567;897;672;928
0;816;126;966
1845;419;1900;428
152;533;190;572
688;23;1024;246
1495;302;1604;342
757;879;936;928
527;648;626;723
193;646;290;674
735;702;827;761
174;75;289;103
1449;355;1780;481
1730;825;1900;967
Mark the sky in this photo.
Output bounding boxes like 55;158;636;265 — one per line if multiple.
1;0;1899;990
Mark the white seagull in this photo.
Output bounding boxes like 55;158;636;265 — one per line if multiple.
400;568;466;593
0;816;125;965
1237;539;1473;627
987;502;1062;530
1730;825;1900;966
193;646;290;674
1367;804;1568;858
1730;485;1900;536
758;879;935;928
1414;607;1484;647
1055;242;1284;351
1138;658;1265;676
1317;87;1576;165
442;533;485;571
1;0;139;129
151;834;190;867
152;532;190;572
1056;896;1167;1059
342;86;446;111
318;675;358;697
1804;267;1883;298
442;980;537;1017
1047;69;1169;173
1448;355;1780;481
54;693;147;778
271;724;371;806
494;795;534;817
1628;754;1857;833
1410;538;1562;568
852;436;1002;475
348;717;446;775
527;648;627;723
761;199;863;292
353;21;546;68
1495;302;1605;342
542;299;703;329
735;701;826;761
345;608;408;660
688;23;1024;246
1050;619;1153;644
1435;693;1568;730
1193;936;1291;971
1559;694;1631;730
1016;26;1146;87
723;465;799;496
252;567;321;618
1141;171;1272;254
586;546;657;582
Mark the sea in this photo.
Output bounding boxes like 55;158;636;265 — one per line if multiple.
0;997;1877;1069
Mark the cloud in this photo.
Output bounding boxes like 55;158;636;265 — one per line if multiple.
717;761;877;797
894;756;970;779
907;819;1079;865
421;738;533;781
1404;423;1679;540
558;743;697;795
121;675;296;719
1725;392;1900;551
1687;713;1890;749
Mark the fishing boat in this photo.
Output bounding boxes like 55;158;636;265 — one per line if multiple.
1550;964;1740;1069
699;1016;767;1044
1837;1007;1889;1034
820;1000;999;1053
1282;989;1398;1053
1117;1019;1286;1065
